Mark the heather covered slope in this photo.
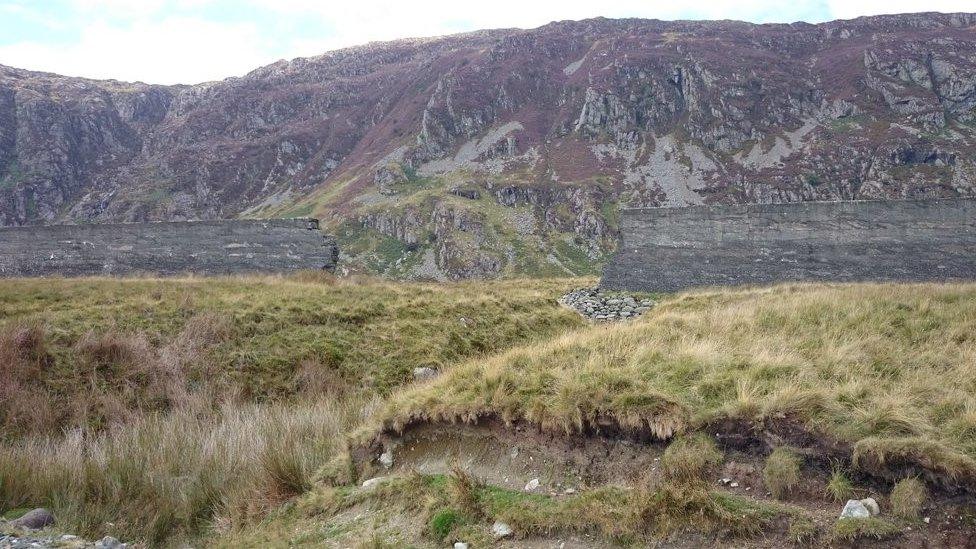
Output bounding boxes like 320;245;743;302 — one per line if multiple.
3;13;976;278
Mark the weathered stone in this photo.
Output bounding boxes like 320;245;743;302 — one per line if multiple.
450;186;482;200
860;497;880;516
524;478;540;491
840;499;871;519
560;287;655;322
379;450;394;469
95;536;125;549
361;477;388;490
491;521;514;538
8;508;54;530
412;366;439;381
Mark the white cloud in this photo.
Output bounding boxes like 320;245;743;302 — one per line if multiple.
0;0;971;84
252;0;831;60
826;0;975;20
0;16;275;84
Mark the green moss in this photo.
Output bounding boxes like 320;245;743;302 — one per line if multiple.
282;202;315;218
831;517;900;541
827;116;868;134
429;508;465;540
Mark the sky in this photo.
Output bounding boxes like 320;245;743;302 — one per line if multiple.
0;0;972;85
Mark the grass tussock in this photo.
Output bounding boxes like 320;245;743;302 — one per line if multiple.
764;448;802;499
660;433;723;484
890;477;928;519
449;465;486;519
825;468;855;502
0;399;367;544
370;283;976;486
0;323;57;433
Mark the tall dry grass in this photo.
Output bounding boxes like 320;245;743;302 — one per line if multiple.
0;275;583;544
370;283;976;484
0;398;371;545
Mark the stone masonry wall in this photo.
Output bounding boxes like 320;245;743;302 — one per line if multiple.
601;199;976;292
0;219;339;277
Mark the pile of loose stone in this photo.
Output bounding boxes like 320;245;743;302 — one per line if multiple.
0;533;125;549
1;509;126;549
560;287;654;322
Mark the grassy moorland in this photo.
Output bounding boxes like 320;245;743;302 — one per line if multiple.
3;278;976;546
218;282;976;547
0;274;584;434
370;283;976;485
0;274;583;544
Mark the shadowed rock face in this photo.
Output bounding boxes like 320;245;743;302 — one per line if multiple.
2;13;976;278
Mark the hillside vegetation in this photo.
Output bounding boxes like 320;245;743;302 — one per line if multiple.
0;274;583;435
5;14;976;279
3;278;976;546
0;275;583;544
371;283;976;485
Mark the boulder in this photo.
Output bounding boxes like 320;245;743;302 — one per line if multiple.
361;476;388;490
8;508;55;530
412;366;439;381
491;521;514;538
840;499;871;519
95;536;125;549
860;497;880;516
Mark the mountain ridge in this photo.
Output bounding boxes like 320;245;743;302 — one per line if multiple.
2;12;976;278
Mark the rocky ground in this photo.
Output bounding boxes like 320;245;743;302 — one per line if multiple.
0;533;126;549
1;510;127;549
559;287;654;322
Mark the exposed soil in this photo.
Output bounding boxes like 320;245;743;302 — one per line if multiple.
355;418;976;548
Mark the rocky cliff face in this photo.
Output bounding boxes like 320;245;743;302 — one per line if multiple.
2;13;976;278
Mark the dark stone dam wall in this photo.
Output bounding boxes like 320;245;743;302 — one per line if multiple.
0;219;339;277
601;199;976;292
